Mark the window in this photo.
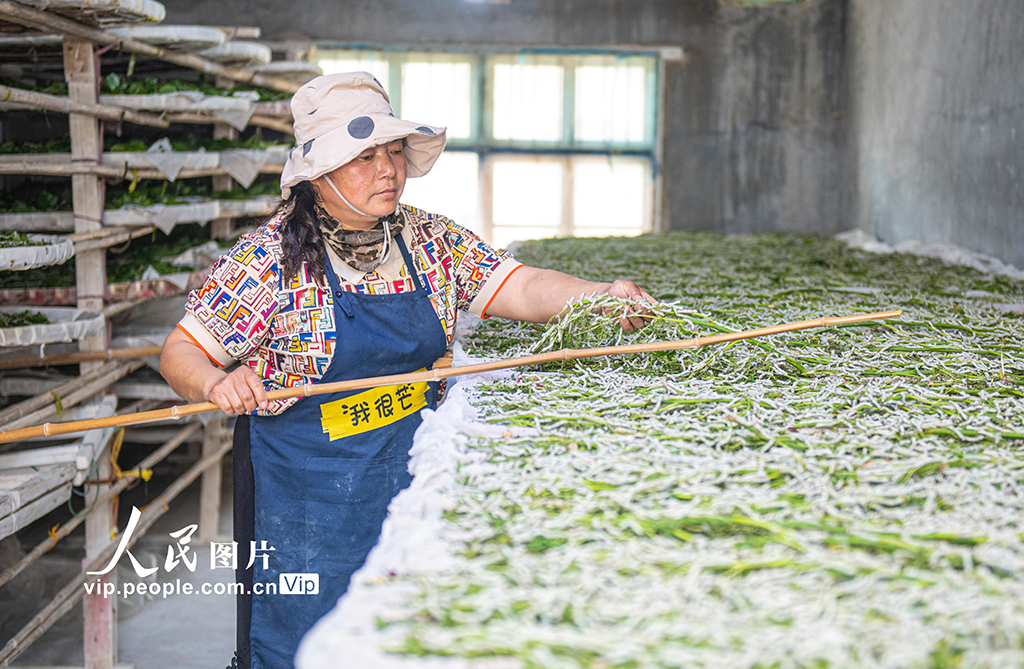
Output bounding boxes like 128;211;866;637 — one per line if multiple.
313;47;659;248
401;59;474;140
491;61;563;143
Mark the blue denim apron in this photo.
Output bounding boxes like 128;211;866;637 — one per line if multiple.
248;236;447;669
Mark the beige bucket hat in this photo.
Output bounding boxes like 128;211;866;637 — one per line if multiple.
280;71;447;199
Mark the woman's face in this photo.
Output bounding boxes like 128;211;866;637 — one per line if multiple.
317;139;407;228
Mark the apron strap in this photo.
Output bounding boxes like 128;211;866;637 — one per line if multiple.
321;258;353;317
395;235;425;293
322;245;345;296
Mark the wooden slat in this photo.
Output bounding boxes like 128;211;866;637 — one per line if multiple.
0;463;76;518
0;482;72;541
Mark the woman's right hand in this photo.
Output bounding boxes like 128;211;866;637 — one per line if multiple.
206;365;269;415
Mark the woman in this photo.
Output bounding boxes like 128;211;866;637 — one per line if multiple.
160;72;651;669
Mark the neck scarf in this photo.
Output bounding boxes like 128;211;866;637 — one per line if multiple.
315;204;405;273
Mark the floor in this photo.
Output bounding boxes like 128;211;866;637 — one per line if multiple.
8;451;236;669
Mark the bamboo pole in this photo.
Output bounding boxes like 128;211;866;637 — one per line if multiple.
0;0;301;94
74;225;156;254
66;226;146;244
0;360;123;426
248;114;295;135
101;297;151;319
164;112;295;135
0;310;901;444
0;84;168;127
0;422;202;591
0;361;143;441
0;345;162;370
0;161;282;179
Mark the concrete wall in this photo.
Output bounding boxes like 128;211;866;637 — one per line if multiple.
847;0;1024;268
163;0;850;235
665;1;847;233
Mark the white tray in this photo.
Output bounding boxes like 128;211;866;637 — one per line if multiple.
0;234;74;271
0;307;105;348
197;40;271;67
0;197;280;233
99;92;257;112
254;61;323;82
108;24;226;51
0;464;75;540
15;0;165;27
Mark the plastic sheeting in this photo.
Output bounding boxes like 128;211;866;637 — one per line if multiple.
217;195;280;219
0;212;71;233
141;137;201;182
99;91;261;131
0;307;104;348
0;144;287;186
219;150;270;188
0;234;74;271
105;200;220;232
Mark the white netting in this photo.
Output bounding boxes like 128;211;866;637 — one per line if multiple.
104;200;220;232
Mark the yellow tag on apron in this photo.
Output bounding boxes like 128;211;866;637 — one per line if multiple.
319;376;429;441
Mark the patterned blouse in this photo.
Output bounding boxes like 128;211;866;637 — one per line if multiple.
177;204;521;415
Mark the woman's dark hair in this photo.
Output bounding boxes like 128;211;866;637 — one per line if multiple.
275;181;325;283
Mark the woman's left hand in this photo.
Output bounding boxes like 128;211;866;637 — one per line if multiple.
601;280;655;333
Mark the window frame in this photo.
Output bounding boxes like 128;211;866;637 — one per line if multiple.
311;44;664;243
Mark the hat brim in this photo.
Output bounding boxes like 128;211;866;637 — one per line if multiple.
280;115;446;199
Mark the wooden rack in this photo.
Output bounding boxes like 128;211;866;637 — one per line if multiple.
0;0;309;663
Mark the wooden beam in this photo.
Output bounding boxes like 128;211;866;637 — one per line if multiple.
63;37;107;374
0;0;300;94
198;416;226;542
0;345;162;370
72;225;155;254
164;111;294;135
0;361;144;436
211;83;238;239
0;85;169;127
0;161;282;179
